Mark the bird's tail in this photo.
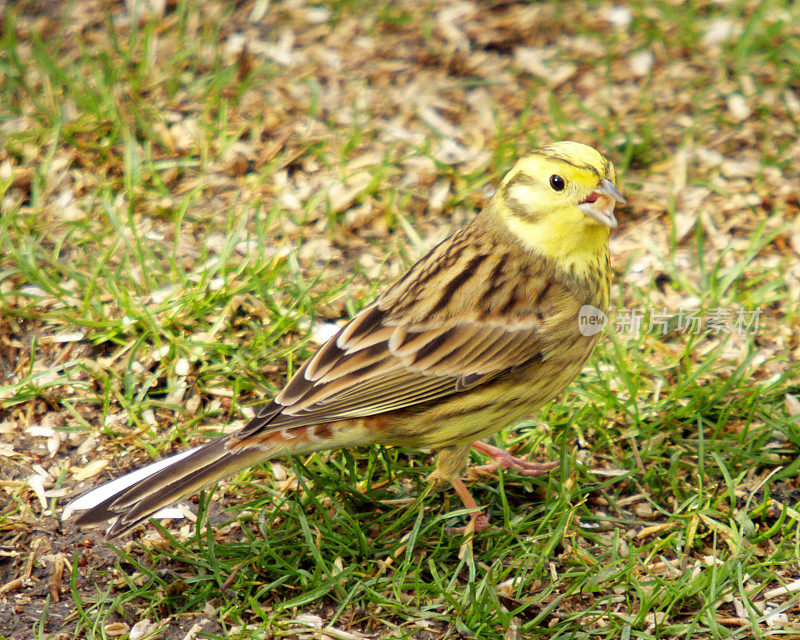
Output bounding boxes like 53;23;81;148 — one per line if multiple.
63;436;272;538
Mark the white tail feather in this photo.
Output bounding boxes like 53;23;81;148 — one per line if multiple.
62;446;203;521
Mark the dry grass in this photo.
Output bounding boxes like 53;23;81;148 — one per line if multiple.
1;0;799;638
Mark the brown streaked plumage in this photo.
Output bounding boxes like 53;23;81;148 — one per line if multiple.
64;141;625;537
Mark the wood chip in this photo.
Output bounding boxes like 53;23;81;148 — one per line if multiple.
764;579;800;600
636;522;677;539
71;459;109;481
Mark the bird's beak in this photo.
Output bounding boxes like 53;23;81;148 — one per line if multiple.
578;178;626;228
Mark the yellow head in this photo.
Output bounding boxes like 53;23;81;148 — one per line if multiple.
489;141;625;275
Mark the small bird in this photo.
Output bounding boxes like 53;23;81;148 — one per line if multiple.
63;141;624;537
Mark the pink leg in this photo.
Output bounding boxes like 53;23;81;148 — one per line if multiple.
470;441;558;477
449;477;491;533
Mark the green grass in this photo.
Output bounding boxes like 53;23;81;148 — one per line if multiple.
1;0;800;638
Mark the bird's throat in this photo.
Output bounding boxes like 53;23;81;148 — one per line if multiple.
504;210;610;279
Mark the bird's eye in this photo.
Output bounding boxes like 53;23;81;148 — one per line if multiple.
549;175;566;191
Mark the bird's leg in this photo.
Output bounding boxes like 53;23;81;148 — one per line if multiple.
469;440;558;477
431;441;556;534
431;443;493;533
448;477;491;533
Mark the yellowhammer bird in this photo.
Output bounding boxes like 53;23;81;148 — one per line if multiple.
63;141;624;537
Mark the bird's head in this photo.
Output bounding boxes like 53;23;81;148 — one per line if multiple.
490;141;625;273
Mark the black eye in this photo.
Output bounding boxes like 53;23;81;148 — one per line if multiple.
549;175;566;191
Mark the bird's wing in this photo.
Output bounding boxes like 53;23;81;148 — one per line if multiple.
237;229;581;439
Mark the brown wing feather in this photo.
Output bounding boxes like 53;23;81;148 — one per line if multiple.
235;225;580;442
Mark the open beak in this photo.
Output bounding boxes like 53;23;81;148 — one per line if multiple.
578;178;626;228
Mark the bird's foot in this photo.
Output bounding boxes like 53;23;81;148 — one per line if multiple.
469;440;558;477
